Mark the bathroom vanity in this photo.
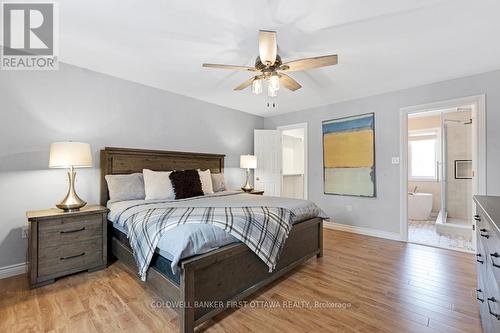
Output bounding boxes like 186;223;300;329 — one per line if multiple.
473;195;500;332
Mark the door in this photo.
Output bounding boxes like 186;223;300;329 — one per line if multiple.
254;130;282;196
439;113;447;224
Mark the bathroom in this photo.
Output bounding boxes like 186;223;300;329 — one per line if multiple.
407;106;475;252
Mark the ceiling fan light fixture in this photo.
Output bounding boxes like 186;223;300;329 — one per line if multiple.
268;84;278;97
202;30;338;105
252;79;262;94
269;73;280;91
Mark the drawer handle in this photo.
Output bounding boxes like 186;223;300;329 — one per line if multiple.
60;227;86;234
476;289;485;302
480;231;489;239
487;297;500;320
474;215;481;221
60;252;85;260
491;252;500;268
476;253;484;264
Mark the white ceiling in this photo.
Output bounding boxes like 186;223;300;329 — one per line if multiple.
52;0;500;116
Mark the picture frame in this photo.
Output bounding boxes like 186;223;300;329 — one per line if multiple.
322;112;376;197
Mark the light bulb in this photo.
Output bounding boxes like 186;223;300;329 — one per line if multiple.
269;74;280;91
268;85;278;97
252;79;262;94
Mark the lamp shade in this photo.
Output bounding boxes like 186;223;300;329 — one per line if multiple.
240;155;257;169
49;142;93;168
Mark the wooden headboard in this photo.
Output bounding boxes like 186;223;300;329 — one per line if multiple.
100;147;225;206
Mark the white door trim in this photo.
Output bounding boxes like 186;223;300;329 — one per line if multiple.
399;95;486;242
277;122;308;199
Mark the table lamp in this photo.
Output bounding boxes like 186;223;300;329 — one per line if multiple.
49;142;93;211
240;155;257;192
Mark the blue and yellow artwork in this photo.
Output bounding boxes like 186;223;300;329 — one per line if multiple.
322;113;376;197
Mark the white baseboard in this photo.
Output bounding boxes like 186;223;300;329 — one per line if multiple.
324;221;402;241
0;262;27;280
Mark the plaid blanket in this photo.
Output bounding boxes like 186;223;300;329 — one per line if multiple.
123;206;295;281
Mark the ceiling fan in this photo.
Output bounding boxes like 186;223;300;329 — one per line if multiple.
202;30;338;102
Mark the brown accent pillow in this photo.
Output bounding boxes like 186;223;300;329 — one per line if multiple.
169;169;204;199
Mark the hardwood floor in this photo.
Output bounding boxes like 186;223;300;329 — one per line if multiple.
0;229;482;332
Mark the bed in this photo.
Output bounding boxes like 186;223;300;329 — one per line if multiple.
100;147;324;333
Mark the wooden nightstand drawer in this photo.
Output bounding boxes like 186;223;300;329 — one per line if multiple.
38;215;102;247
39;214;102;231
27;205;108;288
38;238;102;278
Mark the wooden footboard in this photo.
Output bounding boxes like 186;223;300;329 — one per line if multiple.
111;217;323;333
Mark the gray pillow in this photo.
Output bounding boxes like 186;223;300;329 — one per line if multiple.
105;173;145;202
211;173;226;192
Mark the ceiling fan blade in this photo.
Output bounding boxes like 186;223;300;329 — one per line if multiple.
279;74;302;91
258;30;277;66
203;63;256;72
234;76;256;91
280;55;338;72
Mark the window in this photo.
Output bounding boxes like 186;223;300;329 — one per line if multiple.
408;130;439;181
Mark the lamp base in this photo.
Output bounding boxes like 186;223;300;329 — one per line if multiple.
241;186;254;193
241;168;254;192
56;201;87;212
56;167;87;212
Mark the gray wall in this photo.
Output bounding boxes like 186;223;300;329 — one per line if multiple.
265;70;500;235
0;64;263;268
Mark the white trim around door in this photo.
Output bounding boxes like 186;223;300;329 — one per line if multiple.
399;95;486;242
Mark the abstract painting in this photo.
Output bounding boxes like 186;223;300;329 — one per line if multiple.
322;113;376;197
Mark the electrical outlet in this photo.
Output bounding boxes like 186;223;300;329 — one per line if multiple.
346;205;353;212
21;227;28;239
392;157;400;165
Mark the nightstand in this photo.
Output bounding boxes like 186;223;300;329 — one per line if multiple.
26;205;109;288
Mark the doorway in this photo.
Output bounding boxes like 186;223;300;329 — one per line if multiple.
279;124;307;199
253;123;308;199
400;95;486;252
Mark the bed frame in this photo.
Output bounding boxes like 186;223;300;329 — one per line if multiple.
100;147;323;333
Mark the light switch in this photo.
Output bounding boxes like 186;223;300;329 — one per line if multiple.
391;157;400;165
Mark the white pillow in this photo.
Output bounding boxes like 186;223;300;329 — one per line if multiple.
211;173;226;192
198;169;214;195
143;169;174;200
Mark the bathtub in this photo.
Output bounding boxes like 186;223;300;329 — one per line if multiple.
408;192;433;220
